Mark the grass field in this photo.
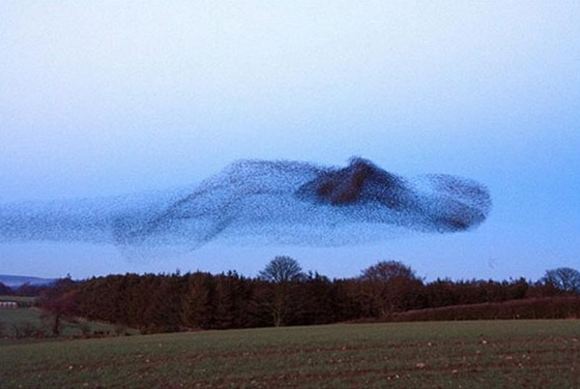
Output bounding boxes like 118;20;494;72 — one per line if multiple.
0;320;578;388
0;295;36;304
0;307;133;341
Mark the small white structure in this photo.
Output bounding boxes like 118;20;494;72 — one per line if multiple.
0;301;18;309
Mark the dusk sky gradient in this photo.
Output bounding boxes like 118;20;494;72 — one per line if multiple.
1;1;579;281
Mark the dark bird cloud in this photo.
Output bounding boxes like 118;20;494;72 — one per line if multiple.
0;158;491;254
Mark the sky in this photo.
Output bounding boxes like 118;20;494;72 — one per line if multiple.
0;1;579;281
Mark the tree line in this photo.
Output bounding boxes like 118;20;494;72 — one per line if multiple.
26;257;580;335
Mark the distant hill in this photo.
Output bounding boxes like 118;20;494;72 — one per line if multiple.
0;274;56;288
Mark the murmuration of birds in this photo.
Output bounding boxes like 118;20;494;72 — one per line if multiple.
0;157;491;255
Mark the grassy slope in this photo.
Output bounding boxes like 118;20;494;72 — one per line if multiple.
1;320;579;388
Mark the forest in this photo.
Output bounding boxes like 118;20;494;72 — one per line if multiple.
4;257;580;335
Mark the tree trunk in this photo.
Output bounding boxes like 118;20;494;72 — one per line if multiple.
52;314;61;336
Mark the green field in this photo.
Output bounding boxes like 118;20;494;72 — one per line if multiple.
1;320;578;388
0;307;133;341
0;295;36;304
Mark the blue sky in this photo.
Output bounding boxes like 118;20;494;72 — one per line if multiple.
1;1;579;281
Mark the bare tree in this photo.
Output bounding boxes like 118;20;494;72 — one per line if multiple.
542;267;580;294
360;260;423;318
259;256;305;327
259;256;305;283
38;278;78;336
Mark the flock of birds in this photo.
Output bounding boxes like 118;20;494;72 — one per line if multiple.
0;157;491;255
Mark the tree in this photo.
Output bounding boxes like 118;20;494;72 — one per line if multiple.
359;260;423;318
361;260;418;282
259;256;305;283
38;278;78;336
182;272;215;329
0;281;12;295
259;256;305;327
142;275;183;333
542;267;580;294
292;272;338;325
